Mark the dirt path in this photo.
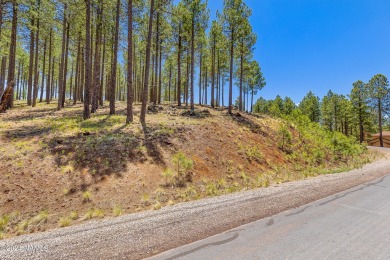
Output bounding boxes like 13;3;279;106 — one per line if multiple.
0;147;389;260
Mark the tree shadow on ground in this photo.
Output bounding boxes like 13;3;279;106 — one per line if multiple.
48;122;174;191
3;125;53;139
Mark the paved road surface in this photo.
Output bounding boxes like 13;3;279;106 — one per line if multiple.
150;174;390;260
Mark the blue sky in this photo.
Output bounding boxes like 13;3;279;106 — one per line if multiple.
205;0;390;103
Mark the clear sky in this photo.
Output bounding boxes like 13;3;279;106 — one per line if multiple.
206;0;390;103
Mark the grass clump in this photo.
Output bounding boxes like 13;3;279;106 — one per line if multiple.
58;217;71;227
17;219;30;232
141;193;150;206
84;208;105;219
113;205;122;216
61;164;74;174
243;145;263;162
82;191;92;202
31;210;48;225
152;201;162;210
0;215;10;232
70;211;78;220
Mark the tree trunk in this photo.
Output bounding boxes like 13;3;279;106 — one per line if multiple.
32;10;40;108
0;0;3;40
228;29;234;114
358;97;364;143
80;47;85;103
46;28;52;103
27;17;35;106
222;72;224;107
110;0;120;115
204;69;207;105
50;57;55;100
198;49;202;105
378;99;383;147
126;0;133;123
168;65;172;102
158;43;162;104
100;33;106;106
251;88;254;113
73;31;81;105
140;0;155;124
0;56;6;96
177;24;182;107
83;0;91;119
57;4;67;111
62;22;70;107
153;12;159;105
190;8;195;112
92;0;103;113
185;54;189;106
39;37;47;103
211;34;215;108
1;0;18;111
16;60;21;100
239;41;243;111
69;61;74;103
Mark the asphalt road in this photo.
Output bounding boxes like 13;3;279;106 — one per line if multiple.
150;174;390;260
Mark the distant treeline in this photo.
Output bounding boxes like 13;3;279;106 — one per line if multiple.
253;74;390;146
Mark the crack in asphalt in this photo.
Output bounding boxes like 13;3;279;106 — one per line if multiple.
285;206;310;217
164;233;240;260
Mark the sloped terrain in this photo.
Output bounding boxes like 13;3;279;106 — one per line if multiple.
0;101;378;239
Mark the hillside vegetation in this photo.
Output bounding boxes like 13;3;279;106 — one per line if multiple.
0;101;377;239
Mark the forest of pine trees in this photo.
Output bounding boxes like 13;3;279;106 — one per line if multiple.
0;0;266;121
253;74;390;147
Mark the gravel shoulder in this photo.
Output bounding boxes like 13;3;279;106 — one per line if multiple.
1;147;389;260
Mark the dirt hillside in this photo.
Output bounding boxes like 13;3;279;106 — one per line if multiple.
0;101;377;239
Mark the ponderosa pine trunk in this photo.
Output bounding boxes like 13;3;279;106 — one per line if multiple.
358;96;364;143
0;56;6;96
198;50;202;105
211;33;215;108
57;4;67;111
109;0;120;115
153;12;159;105
69;61;74;101
140;0;155;124
46;28;52;103
16;60;21;100
158;43;162;104
0;0;3;40
190;8;195;112
228;29;234;114
92;0;102;113
177;24;182;107
378;99;383;147
100;33;106;106
73;31;81;105
83;0;91;119
126;0;133;123
27;17;34;106
39;37;47;103
62;22;70;107
238;41;244;111
4;0;18;109
32;9;40;108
